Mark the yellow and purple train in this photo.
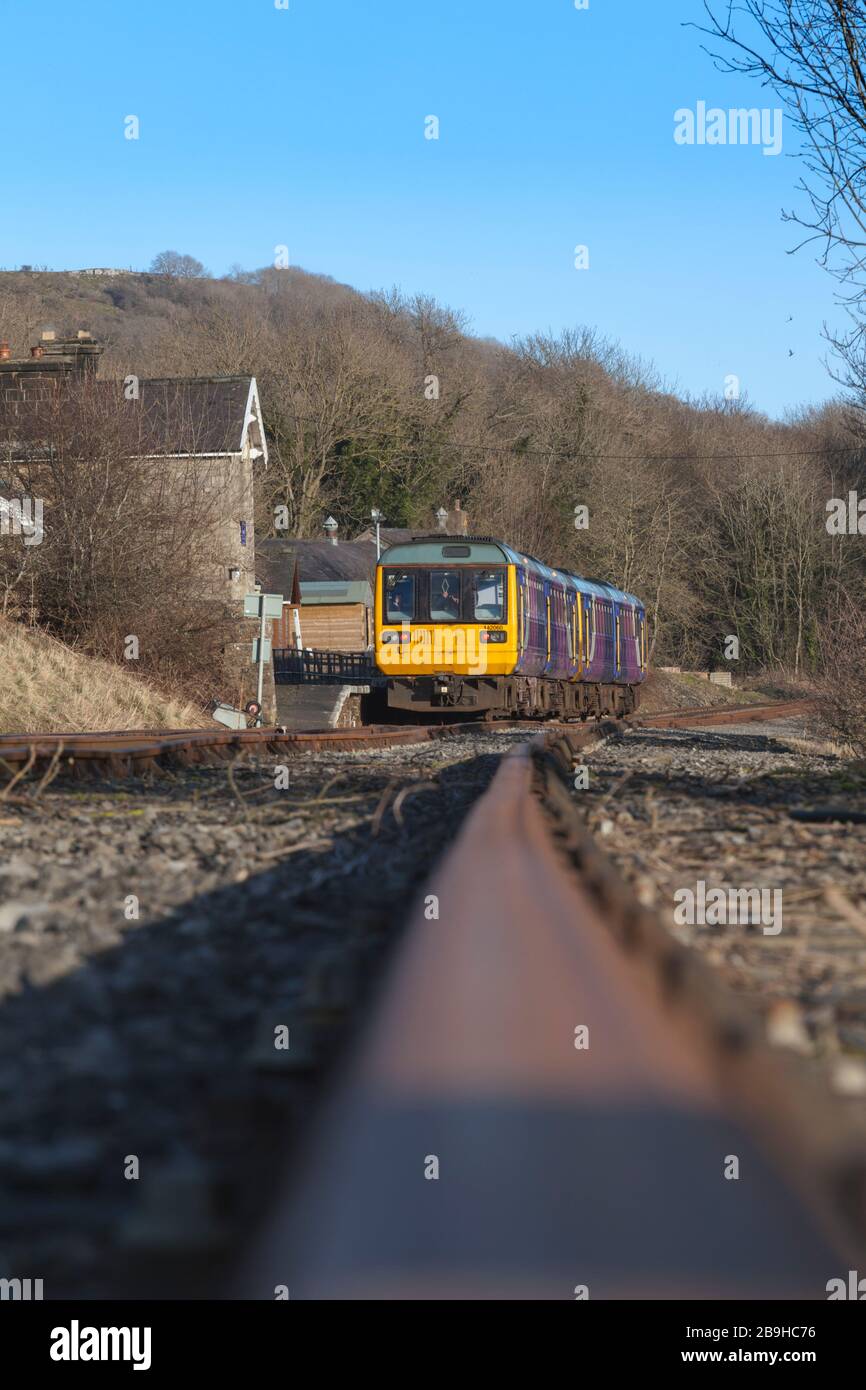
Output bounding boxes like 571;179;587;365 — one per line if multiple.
374;535;648;718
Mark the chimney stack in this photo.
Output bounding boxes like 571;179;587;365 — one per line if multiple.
34;328;101;375
0;330;104;387
448;499;469;536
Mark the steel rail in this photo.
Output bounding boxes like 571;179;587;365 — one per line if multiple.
638;697;816;729
0;721;502;777
0;698;815;780
235;724;864;1300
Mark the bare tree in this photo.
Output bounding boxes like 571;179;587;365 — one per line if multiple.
0;377;239;699
815;588;866;752
149;250;208;279
695;1;866;391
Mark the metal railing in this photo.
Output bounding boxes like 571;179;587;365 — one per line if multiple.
273;648;383;685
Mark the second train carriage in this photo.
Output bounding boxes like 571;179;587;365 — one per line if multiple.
374;535;647;718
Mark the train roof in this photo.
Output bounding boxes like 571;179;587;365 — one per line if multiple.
379;536;644;610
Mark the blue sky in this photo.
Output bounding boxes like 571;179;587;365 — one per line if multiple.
0;0;843;418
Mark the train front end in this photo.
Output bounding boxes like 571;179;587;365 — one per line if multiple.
374;538;518;714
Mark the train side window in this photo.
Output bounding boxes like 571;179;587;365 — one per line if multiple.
472;568;505;621
384;569;415;621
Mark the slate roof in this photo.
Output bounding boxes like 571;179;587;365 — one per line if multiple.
353;525;416;547
131;377;256;455
257;537;379;590
0;375;261;458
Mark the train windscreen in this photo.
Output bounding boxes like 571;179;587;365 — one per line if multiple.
383;570;415;621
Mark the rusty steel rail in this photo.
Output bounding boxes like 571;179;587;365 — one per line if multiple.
0;698;815;781
235;722;865;1300
638;697;816;729
0;721;505;779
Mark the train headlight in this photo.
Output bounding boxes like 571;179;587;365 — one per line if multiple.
480;630;507;643
380;631;409;643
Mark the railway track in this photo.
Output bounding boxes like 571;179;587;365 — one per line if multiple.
0;697;817;784
0;697;857;1299
637;697;816;729
236;715;865;1300
0;721;489;781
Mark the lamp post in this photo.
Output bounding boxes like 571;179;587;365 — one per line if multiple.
371;507;383;559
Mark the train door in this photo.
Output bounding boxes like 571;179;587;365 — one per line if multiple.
543;580;551;668
628;605;640;673
580;594;587;674
517;571;525;657
636;607;646;671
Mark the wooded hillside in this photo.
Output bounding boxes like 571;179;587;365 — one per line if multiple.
2;264;863;673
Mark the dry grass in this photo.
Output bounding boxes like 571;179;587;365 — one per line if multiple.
642;668;817;716
0;619;212;734
777;734;847;759
640;670;765;714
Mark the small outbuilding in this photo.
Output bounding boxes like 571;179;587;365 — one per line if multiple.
257;505;471;654
257;537;376;652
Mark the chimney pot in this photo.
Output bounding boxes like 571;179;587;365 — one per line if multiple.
30;345;44;359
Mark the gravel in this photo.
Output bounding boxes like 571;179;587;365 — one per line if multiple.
5;712;865;1296
577;718;866;1113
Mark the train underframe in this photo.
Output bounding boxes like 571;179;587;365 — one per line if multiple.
382;673;641;720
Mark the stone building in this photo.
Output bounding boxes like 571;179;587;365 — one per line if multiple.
0;329;273;718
